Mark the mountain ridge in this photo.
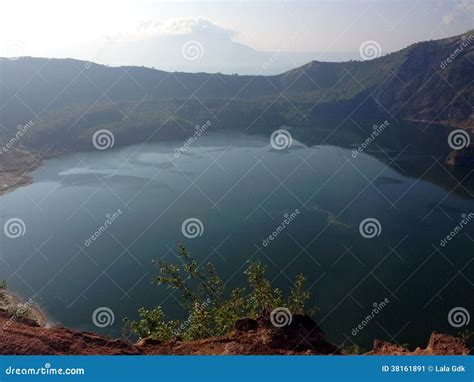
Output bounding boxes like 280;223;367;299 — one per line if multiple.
0;30;472;195
0;29;472;132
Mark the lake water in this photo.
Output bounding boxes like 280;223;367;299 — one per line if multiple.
0;125;472;350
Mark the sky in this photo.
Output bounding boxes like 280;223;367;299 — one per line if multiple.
0;0;472;74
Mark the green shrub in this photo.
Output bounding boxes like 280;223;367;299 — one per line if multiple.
0;281;6;305
124;244;313;341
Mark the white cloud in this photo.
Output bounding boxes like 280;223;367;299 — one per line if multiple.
100;17;237;43
135;17;236;38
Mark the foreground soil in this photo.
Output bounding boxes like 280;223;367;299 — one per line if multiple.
0;310;469;355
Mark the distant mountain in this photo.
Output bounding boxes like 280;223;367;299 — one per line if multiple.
35;21;358;75
80;32;350;75
0;30;472;149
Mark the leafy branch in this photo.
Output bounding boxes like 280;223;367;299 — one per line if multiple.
124;244;313;341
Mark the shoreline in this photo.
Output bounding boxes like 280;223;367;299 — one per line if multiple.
0;148;43;197
0;172;36;196
0;119;469;198
406;118;473;132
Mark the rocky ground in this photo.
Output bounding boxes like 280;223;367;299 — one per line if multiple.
446;145;474;167
0;310;469;355
0;148;41;195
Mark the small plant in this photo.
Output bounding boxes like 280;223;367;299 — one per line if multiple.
343;343;365;355
124;243;313;341
400;342;411;351
458;330;474;343
0;281;7;306
0;282;33;319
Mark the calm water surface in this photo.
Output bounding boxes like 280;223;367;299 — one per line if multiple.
0;127;472;350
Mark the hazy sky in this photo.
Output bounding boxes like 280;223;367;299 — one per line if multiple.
0;0;472;73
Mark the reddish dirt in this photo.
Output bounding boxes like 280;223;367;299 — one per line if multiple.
139;313;341;355
367;332;470;355
0;312;140;355
0;311;469;355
